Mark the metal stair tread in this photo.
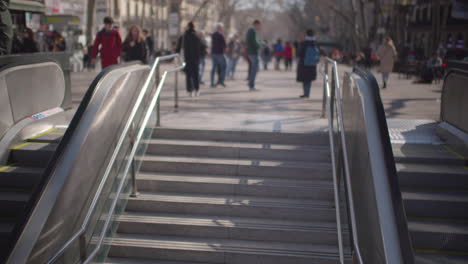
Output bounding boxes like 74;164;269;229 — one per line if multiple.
0;191;30;202
396;163;468;175
103;258;210;264
130;192;334;209
118;212;339;233
145;139;329;152
139;155;329;169
10;142;57;152
402;189;468;203
137;172;333;188
409;218;468;235
110;234;342;257
415;251;468;264
0;166;43;175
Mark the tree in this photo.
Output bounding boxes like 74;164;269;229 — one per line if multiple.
86;0;96;45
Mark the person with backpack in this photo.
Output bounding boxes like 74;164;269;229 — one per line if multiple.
284;41;293;71
91;16;122;68
273;39;284;70
297;29;319;98
226;34;241;80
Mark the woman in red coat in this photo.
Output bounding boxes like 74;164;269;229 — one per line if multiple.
91;16;122;68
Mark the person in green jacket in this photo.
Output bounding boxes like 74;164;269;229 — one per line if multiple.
0;0;12;55
246;20;262;91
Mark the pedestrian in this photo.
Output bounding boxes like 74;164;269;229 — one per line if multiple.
19;28;39;53
246;20;262;91
284;41;293;71
91;16;123;68
0;0;12;55
376;36;397;89
261;40;272;70
198;31;207;85
226;34;241;80
274;39;284;70
142;29;154;64
176;22;201;97
48;30;66;52
123;25;147;64
210;23;227;88
297;29;319;98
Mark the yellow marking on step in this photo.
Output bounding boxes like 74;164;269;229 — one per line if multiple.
27;128;58;140
0;164;15;172
48;133;64;135
10;142;32;150
443;145;467;160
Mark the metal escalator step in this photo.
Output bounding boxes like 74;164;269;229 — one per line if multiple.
9;142;57;167
409;218;468;252
397;163;468;190
0;166;43;190
0;221;15;262
393;143;466;166
403;190;468;220
0;191;30;218
415;251;468;264
27;132;64;143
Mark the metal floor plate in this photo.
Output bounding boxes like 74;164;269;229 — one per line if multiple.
387;119;444;145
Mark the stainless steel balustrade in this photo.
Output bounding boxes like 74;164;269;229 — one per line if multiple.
320;58;414;264
6;55;185;264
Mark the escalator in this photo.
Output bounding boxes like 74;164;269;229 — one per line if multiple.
0;56;155;263
0;127;66;259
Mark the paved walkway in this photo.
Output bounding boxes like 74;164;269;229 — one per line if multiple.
71;60;442;133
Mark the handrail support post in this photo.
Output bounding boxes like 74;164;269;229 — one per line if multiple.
174;70;179;112
129;122;139;198
156;64;161;127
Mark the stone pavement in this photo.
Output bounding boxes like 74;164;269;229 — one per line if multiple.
70;60;442;133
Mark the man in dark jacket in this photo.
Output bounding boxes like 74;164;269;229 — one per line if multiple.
143;29;154;63
91;16;122;68
0;0;12;55
297;29;318;98
176;22;201;97
246;20;262;91
210;23;226;88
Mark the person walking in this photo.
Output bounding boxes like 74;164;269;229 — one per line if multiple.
176;22;201;97
226;34;241;80
48;30;66;52
0;0;12;55
123;25;147;64
91;16;122;68
273;39;284;70
19;28;39;53
142;29;154;64
261;40;272;70
284;41;293;71
246;20;262;91
210;23;227;88
376;36;397;89
198;31;207;85
297;29;319;98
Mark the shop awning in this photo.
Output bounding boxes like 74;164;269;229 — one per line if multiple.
9;0;45;13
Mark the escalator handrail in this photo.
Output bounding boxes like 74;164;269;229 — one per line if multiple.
6;55;184;264
45;54;185;264
321;58;363;263
321;58;413;263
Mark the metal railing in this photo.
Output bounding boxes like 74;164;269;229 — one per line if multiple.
44;54;185;264
320;58;414;263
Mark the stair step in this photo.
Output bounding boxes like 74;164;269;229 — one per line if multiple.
0;191;30;218
0;166;43;189
403;190;468;219
108;234;346;264
397;163;468;189
140;155;331;180
145;139;330;162
104;258;210;264
393;143;466;166
415;251;468;264
136;173;333;199
153;128;329;145
409;218;468;252
126;192;336;222
27;132;64;143
9;142;56;166
117;212;346;245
